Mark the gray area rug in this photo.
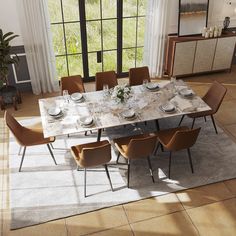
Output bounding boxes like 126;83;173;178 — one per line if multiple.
9;116;236;229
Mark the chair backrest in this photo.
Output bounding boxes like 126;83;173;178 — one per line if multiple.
61;75;85;95
73;140;111;168
203;81;227;114
166;128;201;151
126;135;157;159
129;66;150;86
4;111;25;146
95;71;118;91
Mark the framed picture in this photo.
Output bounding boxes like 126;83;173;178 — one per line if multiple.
178;0;209;36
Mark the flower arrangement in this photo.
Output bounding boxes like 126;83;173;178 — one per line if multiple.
111;84;132;103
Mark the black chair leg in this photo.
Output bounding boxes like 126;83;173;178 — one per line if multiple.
155;119;160;131
191;118;196;129
211;115;218;134
116;152;121;163
47;144;57;165
153;142;160;156
147;156;155;183
178;115;185;126
204;116;207;122
168;151;172;179
19;146;26;172
104;164;113;191
187;148;194;173
127;160;130;188
84;168;87;197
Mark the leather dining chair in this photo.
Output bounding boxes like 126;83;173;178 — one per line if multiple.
95;70;118;91
61;75;85;95
178;81;227;134
129;66;151;86
113;133;157;188
4;111;57;172
71;140;113;197
155;126;201;179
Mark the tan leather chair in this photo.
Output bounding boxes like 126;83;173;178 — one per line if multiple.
95;71;118;91
4;111;57;172
179;81;227;134
71;140;113;197
155;126;201;179
129;66;151;86
113;133;157;188
61;75;85;95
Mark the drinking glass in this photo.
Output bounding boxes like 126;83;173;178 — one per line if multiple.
143;79;148;87
63;90;69;103
103;84;109;96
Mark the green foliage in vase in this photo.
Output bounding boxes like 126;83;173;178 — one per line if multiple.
0;29;19;88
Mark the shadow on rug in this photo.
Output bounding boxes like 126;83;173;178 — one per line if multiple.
9;116;236;229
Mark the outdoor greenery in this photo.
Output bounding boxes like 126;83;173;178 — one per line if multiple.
0;29;19;88
48;0;147;79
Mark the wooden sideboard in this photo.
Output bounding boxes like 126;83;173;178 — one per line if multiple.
165;32;236;77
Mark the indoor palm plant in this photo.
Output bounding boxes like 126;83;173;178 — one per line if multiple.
0;29;20;109
0;29;19;88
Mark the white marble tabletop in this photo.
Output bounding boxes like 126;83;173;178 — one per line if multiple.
38;80;211;138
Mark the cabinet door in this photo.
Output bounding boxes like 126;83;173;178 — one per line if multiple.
193;39;217;73
212;37;236;71
172;41;196;76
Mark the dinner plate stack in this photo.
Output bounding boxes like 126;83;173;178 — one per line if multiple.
70;92;84;102
48;107;64;119
159;103;176;113
179;88;194;98
145;82;159;91
78;116;94;127
121;109;136;120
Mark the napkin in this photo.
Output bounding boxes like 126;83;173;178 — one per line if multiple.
171;96;194;112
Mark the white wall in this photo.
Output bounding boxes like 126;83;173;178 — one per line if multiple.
168;0;236;34
0;0;23;46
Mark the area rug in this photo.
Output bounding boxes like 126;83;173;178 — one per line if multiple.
9;116;236;229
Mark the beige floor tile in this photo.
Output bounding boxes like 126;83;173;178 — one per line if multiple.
66;205;128;236
224;124;236;141
215;100;236;125
90;225;133;236
187;198;236;236
176;182;233;209
123;193;183;223
131;211;198;236
224;178;236;196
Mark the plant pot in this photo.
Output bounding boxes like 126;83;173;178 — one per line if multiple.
0;85;22;110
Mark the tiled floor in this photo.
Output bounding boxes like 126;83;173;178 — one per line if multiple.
1;70;236;235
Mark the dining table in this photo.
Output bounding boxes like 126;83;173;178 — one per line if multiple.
38;80;211;141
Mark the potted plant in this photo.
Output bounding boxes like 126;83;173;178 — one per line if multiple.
0;29;21;110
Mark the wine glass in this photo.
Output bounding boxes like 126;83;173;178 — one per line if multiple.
63;90;69;103
143;79;148;87
103;84;109;96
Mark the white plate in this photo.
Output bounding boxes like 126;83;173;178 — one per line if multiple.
121;109;135;118
79;116;93;126
71;92;83;101
160;103;176;113
146;83;159;90
179;88;194;97
48;107;62;116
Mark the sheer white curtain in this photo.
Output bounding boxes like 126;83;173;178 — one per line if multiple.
17;0;59;95
144;0;171;78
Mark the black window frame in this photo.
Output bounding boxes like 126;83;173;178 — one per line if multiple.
49;0;146;82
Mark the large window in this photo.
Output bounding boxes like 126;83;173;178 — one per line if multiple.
48;0;147;81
